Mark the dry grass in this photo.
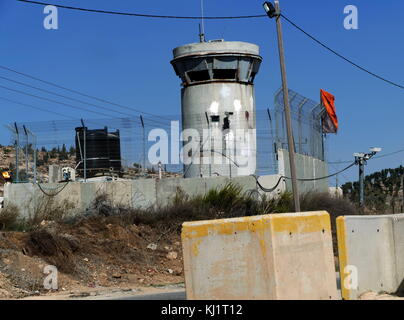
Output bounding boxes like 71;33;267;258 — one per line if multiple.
3;187;360;283
3;184;359;242
24;229;80;273
65;185;358;239
300;192;358;256
28;197;75;227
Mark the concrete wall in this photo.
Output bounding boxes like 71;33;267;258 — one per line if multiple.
277;149;329;194
4;150;328;217
182;211;339;300
337;214;404;300
3;175;264;218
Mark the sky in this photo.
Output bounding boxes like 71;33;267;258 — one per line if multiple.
0;0;403;184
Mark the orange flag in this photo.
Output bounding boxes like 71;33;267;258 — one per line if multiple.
320;89;338;134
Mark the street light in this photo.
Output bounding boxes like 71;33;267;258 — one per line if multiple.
263;2;278;18
354;147;382;208
262;1;301;212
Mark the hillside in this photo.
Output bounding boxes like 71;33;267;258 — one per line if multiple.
341;166;404;213
0;145;76;195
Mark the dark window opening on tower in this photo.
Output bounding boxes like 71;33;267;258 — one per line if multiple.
213;69;237;80
249;72;257;83
210;115;220;123
223;117;230;131
187;70;210;82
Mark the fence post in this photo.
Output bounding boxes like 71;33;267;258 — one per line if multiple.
28;128;37;184
140;115;145;176
23;125;29;182
81;119;87;182
14;122;19;183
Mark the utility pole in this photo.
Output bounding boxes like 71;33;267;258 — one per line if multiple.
335;173;339;197
358;157;365;207
263;1;300;211
354;147;382;209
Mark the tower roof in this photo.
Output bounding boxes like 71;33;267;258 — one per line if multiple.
173;40;261;60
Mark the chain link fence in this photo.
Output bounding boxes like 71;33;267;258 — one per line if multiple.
5;88;325;182
274;88;325;161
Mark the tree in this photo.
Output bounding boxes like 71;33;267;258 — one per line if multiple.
59;144;68;160
69;146;76;156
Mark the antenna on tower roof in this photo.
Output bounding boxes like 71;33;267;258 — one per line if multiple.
199;0;206;42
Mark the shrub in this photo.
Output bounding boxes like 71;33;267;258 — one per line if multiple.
25;229;79;273
26;196;76;230
0;205;19;230
300;192;358;257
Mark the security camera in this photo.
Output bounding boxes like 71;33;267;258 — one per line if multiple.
369;147;382;153
353;153;365;158
263;2;278;18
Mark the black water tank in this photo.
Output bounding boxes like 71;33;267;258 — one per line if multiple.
75;127;121;172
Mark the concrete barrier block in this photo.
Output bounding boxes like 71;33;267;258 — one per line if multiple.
230;176;257;194
182;211;338;300
203;176;228;194
278;149;329;194
156;178;183;207
109;181;133;207
178;178;208;199
80;182;97;210
4;183;36;218
54;182;81;206
337;214;404;300
256;174;285;196
131;179;156;209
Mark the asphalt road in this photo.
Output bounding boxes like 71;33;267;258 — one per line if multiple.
109;273;341;300
118;291;186;300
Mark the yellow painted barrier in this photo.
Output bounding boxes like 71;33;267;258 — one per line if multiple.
337;214;404;300
182;211;339;300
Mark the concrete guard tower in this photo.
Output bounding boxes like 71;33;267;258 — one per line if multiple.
171;40;262;178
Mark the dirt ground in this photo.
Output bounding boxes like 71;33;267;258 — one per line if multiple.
1;216;404;300
0;218;184;299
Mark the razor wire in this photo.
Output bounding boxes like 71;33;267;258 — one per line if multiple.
37;181;70;197
253;161;356;193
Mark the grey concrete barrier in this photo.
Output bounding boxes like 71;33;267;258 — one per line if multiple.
337;214;404;300
182;211;339;300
